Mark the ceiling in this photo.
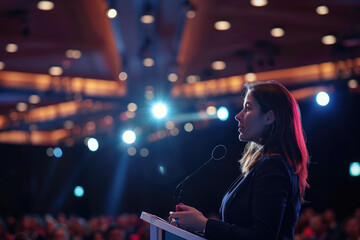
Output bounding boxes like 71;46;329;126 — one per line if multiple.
0;0;360;145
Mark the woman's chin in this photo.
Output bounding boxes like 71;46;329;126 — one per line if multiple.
238;134;248;142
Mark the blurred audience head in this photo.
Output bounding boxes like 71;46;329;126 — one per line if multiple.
52;225;70;240
106;226;123;240
344;217;360;240
309;214;327;239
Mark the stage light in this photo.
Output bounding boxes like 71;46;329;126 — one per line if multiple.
250;0;268;7
119;72;128;81
316;91;330;106
29;95;41;104
0;61;5;70
158;166;165;175
46;147;54;157
186;10;196;19
37;0;54;11
322;35;336;45
49;66;63;76
349;162;360;177
271;27;285;37
127;103;137;112
184;123;194;132
143;57;154;67
165;121;175;130
170;127;179;136
214;21;231;31
186;75;200;84
65;49;82;59
152;103;167;119
107;8;117;18
6;43;18;53
211;61;226;70
245;72;256;82
316;6;329;15
74;186;84;197
16;102;27;112
168;73;178;82
206;106;217;115
122;130;136;144
127;146;136;156
87;138;99;152
54;147;63;158
140;148;149;157
140;15;154;24
348;79;358;89
217;107;229;121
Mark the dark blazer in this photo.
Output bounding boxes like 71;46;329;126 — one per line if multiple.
204;155;301;240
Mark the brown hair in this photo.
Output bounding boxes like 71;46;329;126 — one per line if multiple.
240;81;309;201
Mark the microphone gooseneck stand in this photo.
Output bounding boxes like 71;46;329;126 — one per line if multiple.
171;144;227;211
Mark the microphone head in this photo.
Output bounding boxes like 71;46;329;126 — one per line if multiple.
211;144;227;160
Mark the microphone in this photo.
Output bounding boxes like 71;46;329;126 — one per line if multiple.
171;144;227;211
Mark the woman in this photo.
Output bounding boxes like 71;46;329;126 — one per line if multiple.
170;81;309;240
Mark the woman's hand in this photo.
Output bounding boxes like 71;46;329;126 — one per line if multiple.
169;203;208;232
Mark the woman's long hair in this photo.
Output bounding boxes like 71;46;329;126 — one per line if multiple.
240;81;309;201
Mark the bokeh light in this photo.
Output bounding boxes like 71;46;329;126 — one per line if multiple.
349;162;360;177
217;107;229;121
122;130;136;144
184;123;194;132
74;186;84;197
158;166;165;175
140;148;149;157
54;147;63;158
107;8;117;18
46;148;54;157
87;138;99;152
127;146;136;156
152;103;168;119
316;91;330;106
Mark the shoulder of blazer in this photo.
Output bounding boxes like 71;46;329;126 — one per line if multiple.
253;155;295;178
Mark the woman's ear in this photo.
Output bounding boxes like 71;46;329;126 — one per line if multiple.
265;110;276;125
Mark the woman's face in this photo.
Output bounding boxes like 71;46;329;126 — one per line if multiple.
235;91;271;143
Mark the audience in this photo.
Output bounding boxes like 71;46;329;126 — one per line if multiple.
294;208;360;240
0;208;359;240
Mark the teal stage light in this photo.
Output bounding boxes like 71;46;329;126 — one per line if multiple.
217;106;229;121
349;162;360;177
74;186;84;197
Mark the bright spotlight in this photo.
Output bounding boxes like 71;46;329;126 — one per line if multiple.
122;130;136;144
54;147;63;158
87;138;99;151
349;162;360;177
74;186;84;197
217;106;229;121
152;103;168;119
316;91;330;106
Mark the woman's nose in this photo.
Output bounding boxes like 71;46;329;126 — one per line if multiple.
235;111;241;121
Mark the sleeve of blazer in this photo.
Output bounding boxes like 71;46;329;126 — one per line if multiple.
204;157;292;240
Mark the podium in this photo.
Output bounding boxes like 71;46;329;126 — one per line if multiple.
140;212;206;240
